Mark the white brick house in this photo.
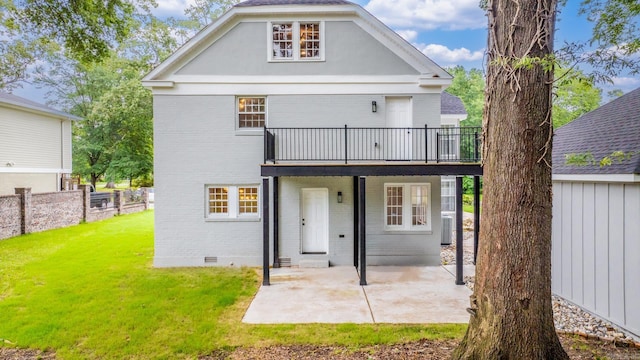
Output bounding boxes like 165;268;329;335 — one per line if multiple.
143;0;481;284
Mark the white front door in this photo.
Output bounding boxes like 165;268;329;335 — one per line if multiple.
385;97;412;160
301;188;329;254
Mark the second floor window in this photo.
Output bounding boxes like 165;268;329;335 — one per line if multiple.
238;97;266;128
270;21;323;61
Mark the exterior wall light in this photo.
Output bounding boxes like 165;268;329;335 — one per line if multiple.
337;191;343;203
371;101;377;113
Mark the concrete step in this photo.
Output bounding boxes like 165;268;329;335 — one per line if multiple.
299;259;329;268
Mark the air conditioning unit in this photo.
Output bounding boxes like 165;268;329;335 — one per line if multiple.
441;215;453;245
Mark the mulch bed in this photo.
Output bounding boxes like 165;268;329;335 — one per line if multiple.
2;334;639;359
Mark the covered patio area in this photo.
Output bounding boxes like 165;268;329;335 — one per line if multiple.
243;266;473;324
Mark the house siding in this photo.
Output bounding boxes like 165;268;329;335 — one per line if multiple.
0;106;63;169
177;21;419;76
153;95;264;267
0;106;72;195
153;93;442;267
278;176;441;266
552;181;640;339
0;173;58;195
365;176;441;265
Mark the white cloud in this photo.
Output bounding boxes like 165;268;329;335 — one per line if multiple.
153;0;195;18
611;77;640;87
416;43;484;63
396;30;419;42
365;0;486;31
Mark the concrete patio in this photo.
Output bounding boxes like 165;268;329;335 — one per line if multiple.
243;266;473;324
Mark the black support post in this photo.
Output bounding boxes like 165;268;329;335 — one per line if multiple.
455;176;464;285
273;177;280;268
262;177;270;286
473;175;480;265
353;176;359;268
359;176;367;286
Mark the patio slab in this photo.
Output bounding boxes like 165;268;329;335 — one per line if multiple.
242;266;473;324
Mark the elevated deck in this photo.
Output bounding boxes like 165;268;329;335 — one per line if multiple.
262;126;482;177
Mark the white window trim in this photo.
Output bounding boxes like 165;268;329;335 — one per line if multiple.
206;185;261;221
267;21;325;62
236;96;267;133
384;183;432;232
441;178;456;213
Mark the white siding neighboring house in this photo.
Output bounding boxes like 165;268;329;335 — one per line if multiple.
552;87;640;340
143;0;482;279
0;92;80;195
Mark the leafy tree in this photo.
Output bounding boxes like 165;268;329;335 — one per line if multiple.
0;0;147;88
97;78;153;187
582;0;640;56
453;0;569;358
446;66;485;127
553;67;602;128
607;88;624;101
557;1;640;83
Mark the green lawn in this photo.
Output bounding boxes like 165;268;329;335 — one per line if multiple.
0;211;465;359
462;194;482;214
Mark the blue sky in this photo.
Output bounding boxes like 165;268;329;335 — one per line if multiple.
15;0;640;102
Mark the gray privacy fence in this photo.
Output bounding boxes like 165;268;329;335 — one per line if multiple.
0;185;150;240
552;181;640;340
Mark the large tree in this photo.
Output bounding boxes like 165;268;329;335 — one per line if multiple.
453;0;569;358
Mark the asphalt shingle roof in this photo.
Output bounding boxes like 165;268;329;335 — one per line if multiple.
441;92;467;115
552;87;640;175
236;0;352;6
0;92;81;120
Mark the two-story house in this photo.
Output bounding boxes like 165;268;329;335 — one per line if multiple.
143;0;482;284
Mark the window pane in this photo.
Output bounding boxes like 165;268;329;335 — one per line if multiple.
411;185;428;226
300;23;320;58
441;180;455;212
238;187;259;214
272;23;293;58
208;187;228;214
238;97;265;128
386;186;403;226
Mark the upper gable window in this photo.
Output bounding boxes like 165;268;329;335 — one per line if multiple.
269;21;324;61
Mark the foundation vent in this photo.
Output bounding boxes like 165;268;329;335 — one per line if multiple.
204;256;218;264
278;257;291;267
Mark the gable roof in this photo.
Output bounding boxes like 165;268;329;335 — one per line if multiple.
236;0;352;6
0;92;81;121
143;0;451;86
552;87;640;176
441;92;467;115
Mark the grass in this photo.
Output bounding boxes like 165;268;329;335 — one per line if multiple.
462;194;482;214
93;181;135;193
0;211;466;359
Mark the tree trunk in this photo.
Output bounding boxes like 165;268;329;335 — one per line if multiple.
453;0;568;359
91;173;99;189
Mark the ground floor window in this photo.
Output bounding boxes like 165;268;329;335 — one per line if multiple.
441;178;455;212
384;183;431;231
207;185;260;219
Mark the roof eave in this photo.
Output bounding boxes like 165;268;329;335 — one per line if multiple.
0;99;82;121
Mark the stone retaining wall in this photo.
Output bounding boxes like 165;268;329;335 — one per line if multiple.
0;186;149;240
0;195;21;240
31;191;84;233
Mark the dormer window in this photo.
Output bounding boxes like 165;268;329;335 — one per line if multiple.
269;21;324;61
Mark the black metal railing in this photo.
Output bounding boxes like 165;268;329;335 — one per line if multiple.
264;126;481;164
